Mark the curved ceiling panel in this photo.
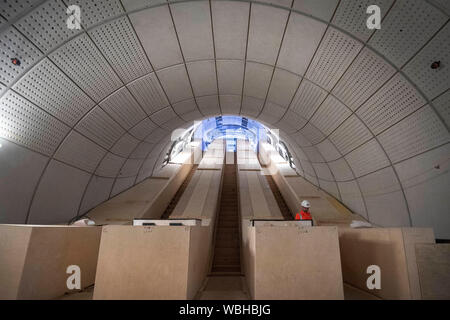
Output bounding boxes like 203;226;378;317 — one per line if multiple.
0;0;449;237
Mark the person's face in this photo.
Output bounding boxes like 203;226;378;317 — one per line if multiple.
302;206;309;212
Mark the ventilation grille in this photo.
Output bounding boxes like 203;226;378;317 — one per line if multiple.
0;91;69;155
345;139;390;177
379;106;450;163
306;28;363;91
75;106;124;149
100;87;146;130
13;58;95;126
330;115;373;155
369;0;447;67
15;0;80;53
89;17;152;83
333;48;396;110
403;23;450;100
0;27;42;85
49;33;122;102
290;81;328;120
310;95;351;136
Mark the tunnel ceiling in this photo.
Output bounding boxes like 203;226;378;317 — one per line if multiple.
0;0;449;236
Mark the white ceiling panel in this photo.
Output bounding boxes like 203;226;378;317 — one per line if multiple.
243;62;273;99
345;139;390;177
316;139;341;162
240;96;264;117
433;91;450;128
310;95;351;136
291;131;312;147
0;0;41;21
186;60;218;97
403;22;450;100
75;106;125;149
162;116;186;130
0;27;43;85
246;4;289;65
172;99;197;116
220;95;241;115
319;179;340;199
300;123;326;145
267;68;301;107
290;80;328;119
118;158;144;177
28;160;91;224
145;127;168;143
96;152;126;177
328;158;354;181
303;145;325;163
129;6;183;69
55;130;106;173
293;0;339;22
277;12;327;75
329;115;373;155
259;102;286;124
357;166;410;227
313;162;334;181
378;105;450;164
129;117;158;140
170;1;214;61
369;0;447;68
111;176;136;196
211;1;249;60
333;47;396;111
49;33;122;102
89;16;152;83
306;27;363;91
337;180;367;217
300;159;317;177
357;73;427;135
130;141;154;159
277;110;308;133
110;133;140;157
121;0;167;12
127;73;169;115
13;58;95;127
100;87;146;130
15;0;81;52
197;95;221;116
157;64;193;103
332;0;393;42
63;0;124;28
0;137;48;224
79;176;114;214
180;110;203;122
0;91;70;156
217;60;244;96
150;105;179;126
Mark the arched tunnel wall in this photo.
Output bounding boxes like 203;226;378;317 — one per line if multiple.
0;0;449;237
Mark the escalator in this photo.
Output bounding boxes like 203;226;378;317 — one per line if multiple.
160;165;198;219
211;154;241;274
265;174;293;220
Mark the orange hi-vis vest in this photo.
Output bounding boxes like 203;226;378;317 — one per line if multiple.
295;210;312;221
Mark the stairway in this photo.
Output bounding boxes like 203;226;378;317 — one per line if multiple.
160;165;198;219
211;160;241;274
265;174;293;220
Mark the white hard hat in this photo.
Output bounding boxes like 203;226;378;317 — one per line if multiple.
301;200;311;208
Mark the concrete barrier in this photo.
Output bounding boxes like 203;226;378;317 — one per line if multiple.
0;225;101;300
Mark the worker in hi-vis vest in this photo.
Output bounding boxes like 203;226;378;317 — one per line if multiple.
295;200;313;224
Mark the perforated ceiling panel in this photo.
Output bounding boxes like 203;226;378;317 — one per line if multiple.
127;73;169;115
369;0;448;67
0;91;70;155
13;58;95;126
49;33;122;102
99;87;146;130
14;0;80;53
345;139;390;177
0;0;41;21
217;61;244;96
433;91;450;128
89;17;152;83
310;95;351;136
63;0;124;28
186;60;218;97
316;139;341;162
129;118;158;140
357;73;426;135
0;27;42;85
266;68;301;108
110;133;140;157
300;123;326;145
330;115;373;155
95;152;126;178
277;110;307;134
306;27;363;91
157;64;193;103
290;80;328;119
